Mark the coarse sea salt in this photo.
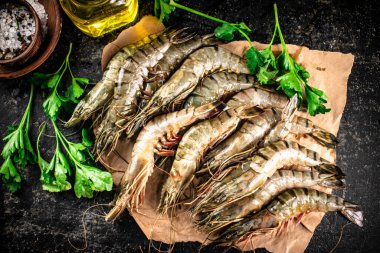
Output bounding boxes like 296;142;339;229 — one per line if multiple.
26;0;48;38
0;3;36;60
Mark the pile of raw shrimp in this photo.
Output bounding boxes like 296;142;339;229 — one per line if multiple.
66;28;363;247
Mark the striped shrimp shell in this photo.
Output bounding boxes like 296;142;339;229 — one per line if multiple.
196;164;346;233
126;46;251;139
104;101;223;221
216;188;363;245
194;140;334;213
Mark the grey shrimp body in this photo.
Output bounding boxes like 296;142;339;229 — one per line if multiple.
216;188;363;245
127;46;251;139
195;141;334;213
104;101;223;221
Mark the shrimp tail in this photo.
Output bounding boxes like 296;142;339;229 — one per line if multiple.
309;129;339;148
315;164;346;188
341;202;363;227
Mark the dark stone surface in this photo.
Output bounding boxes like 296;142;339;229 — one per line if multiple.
0;0;379;252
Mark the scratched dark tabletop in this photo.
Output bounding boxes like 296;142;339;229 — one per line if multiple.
0;0;379;252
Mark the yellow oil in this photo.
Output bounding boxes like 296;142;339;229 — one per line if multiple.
59;0;138;37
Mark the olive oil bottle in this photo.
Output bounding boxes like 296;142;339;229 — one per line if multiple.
59;0;138;37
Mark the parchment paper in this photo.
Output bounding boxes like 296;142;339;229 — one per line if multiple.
99;16;354;252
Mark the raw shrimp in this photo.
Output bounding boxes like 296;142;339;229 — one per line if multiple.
158;106;263;215
194;140;334;213
126;46;251;139
196;165;345;233
216;188;363;245
200;108;281;175
65;32;163;127
116;33;218;127
263;115;338;148
94;29;216;156
95;31;215;155
184;72;259;108
197;95;298;186
104;101;223;221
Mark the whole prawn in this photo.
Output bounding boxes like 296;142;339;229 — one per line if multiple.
194;140;335;213
104;101;224;221
115;33;218;128
196;165;345;233
95;31;218;156
215;188;363;246
126;46;251;139
158;106;263;215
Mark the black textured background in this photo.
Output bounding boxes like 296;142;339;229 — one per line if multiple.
1;0;379;252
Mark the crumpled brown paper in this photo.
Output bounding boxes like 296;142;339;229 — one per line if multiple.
99;16;354;252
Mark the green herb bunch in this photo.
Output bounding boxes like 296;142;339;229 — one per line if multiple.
0;85;36;192
1;43;113;197
154;1;330;116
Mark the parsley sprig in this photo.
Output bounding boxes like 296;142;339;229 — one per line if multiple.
154;1;330;116
247;4;330;115
38;121;112;197
0;84;36;192
30;43;89;120
32;43;112;198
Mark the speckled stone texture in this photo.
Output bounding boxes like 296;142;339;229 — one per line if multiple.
0;0;379;252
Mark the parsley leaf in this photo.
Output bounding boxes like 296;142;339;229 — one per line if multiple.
74;165;113;198
245;47;262;74
0;85;36;192
214;24;238;41
155;0;176;22
81;129;94;147
0;157;22;193
43;92;62;120
37;123;72;192
214;22;252;41
13;129;36;167
66;77;89;103
305;84;331;115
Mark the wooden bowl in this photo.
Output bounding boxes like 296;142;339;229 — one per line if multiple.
0;0;62;79
0;0;43;67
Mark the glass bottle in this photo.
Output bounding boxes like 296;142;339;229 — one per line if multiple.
59;0;138;37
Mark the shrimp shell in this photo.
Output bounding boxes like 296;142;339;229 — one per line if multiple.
194;140;333;213
184;72;259;108
158;106;264;215
227;87;289;109
94;28;205;156
216;188;363;245
117;33;219;128
126;46;251;139
196;165;346;233
66;33;162;127
200;108;281;175
104;101;224;221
